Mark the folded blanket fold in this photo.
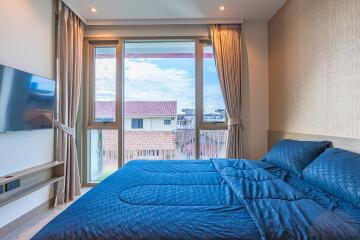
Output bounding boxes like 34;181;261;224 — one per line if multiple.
212;159;359;240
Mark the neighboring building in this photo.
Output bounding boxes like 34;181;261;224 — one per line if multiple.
177;108;226;129
204;109;226;122
124;101;177;131
177;109;195;129
91;100;227;180
176;108;227;159
94;101;177;131
94;101;177;168
123;101;177;162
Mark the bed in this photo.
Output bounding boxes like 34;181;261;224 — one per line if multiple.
33;136;360;240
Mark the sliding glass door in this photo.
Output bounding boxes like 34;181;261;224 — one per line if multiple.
86;39;227;183
123;42;196;163
87;44;121;182
199;43;228;159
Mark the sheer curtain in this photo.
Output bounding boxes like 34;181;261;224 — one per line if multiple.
55;0;84;204
210;24;243;159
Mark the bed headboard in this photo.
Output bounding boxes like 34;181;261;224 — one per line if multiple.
268;130;360;154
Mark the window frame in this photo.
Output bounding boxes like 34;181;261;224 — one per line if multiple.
84;39;123;185
196;40;228;129
195;40;228;159
88;43;122;128
83;37;227;185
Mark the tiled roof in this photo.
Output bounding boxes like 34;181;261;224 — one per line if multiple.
125;101;176;117
124;131;176;150
95;101;177;117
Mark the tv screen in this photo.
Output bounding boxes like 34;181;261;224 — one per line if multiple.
0;64;55;132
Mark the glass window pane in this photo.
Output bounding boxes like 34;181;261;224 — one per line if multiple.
203;45;226;122
94;47;116;123
200;130;228;159
131;118;143;129
89;129;118;182
124;42;196;163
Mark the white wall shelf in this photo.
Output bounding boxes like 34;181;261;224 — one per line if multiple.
0;161;64;207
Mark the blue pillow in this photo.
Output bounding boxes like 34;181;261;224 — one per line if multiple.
302;148;360;207
264;139;331;175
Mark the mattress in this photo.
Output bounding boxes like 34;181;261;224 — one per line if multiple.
32;159;360;240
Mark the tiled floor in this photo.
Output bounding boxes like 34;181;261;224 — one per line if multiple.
3;187;92;240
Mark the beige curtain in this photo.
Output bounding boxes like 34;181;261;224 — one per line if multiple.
210;24;243;159
55;1;84;204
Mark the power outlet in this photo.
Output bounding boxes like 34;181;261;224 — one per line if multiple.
5;179;20;192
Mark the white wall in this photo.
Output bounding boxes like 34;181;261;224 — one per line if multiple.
241;22;269;159
124;117;176;131
0;0;55;228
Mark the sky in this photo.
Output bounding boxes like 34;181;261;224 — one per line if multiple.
95;43;225;114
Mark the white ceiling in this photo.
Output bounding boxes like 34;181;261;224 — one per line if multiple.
64;0;286;25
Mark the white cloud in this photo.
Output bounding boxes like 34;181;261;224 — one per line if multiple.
124;59;195;112
95;58;116;101
95;58;224;113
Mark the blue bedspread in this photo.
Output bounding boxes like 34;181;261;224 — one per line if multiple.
33;159;360;240
212;159;359;239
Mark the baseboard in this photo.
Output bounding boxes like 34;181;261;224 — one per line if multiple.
0;198;54;238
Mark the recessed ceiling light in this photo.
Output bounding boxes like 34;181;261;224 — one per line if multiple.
91;7;97;13
219;5;225;11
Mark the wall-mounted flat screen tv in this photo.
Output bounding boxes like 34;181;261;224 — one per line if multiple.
0;64;55;132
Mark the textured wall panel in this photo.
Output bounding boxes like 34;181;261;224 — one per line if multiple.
269;0;360;139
